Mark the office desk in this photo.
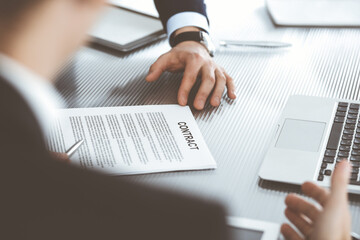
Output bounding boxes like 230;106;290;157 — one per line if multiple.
56;0;360;232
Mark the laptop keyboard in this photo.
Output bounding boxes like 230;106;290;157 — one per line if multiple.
319;102;360;185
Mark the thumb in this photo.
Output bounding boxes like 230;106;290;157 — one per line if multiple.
146;54;169;82
330;160;351;201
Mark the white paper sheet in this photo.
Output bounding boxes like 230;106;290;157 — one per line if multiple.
48;105;216;175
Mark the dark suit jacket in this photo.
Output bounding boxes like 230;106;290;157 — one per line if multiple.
154;0;209;32
0;77;228;240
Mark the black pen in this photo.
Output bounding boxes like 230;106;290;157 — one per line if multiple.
65;140;84;158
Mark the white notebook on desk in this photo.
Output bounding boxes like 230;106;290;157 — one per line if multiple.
108;0;159;17
266;0;360;26
48;105;216;175
89;5;165;52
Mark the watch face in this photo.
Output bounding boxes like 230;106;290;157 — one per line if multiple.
200;31;216;57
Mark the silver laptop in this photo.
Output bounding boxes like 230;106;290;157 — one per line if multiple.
259;95;360;194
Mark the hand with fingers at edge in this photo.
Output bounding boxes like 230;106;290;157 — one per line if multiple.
281;160;352;240
146;27;236;111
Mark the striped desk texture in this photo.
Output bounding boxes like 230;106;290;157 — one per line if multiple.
55;0;360;232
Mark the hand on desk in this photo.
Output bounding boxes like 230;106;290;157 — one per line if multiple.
281;161;351;240
146;40;236;110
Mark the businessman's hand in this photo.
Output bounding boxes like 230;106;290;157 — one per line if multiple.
146;28;236;110
281;161;352;240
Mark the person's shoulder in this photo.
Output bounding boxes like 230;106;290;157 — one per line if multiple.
0;76;46;158
0;77;41;127
0;76;35;118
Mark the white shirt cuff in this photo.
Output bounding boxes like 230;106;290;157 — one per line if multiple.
166;12;210;39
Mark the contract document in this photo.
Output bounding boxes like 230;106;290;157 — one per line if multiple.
48;105;216;175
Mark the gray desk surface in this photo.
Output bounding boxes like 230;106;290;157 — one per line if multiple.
56;0;360;232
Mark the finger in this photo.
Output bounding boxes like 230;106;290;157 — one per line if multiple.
301;181;330;206
330;160;351;202
178;60;202;106
321;161;352;240
193;65;216;110
146;54;170;82
209;69;226;107
285;194;320;221
285;208;313;237
224;72;236;99
281;223;303;240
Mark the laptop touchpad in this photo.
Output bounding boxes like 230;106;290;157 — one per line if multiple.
276;119;326;152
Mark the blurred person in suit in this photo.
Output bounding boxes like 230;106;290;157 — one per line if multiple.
0;0;228;239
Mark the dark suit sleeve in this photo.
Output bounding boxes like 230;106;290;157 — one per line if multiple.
0;79;229;240
154;0;209;31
